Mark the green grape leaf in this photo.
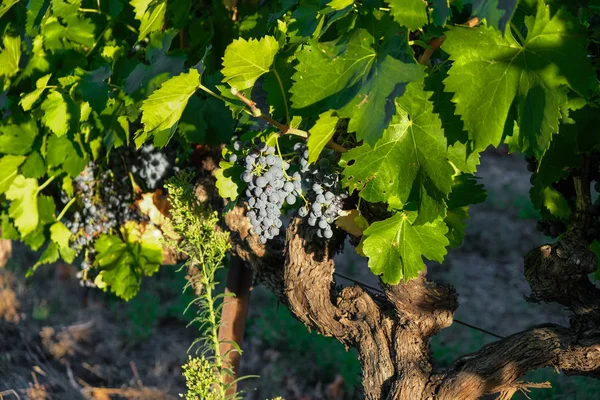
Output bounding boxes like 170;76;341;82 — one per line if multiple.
536;129;580;186
530;182;570;220
221;36;279;91
21;151;46;179
0;0;19;19
75;66;112;112
340;83;453;215
466;0;518;31
442;0;593;156
291;29;425;145
177;95;207;143
1;213;19;240
215;160;243;200
49;221;76;262
6;175;39;236
325;0;353;10
425;70;480;173
26;0;48;37
20;73;52;111
362;211;449;283
41;91;70;136
307;112;338;163
23;224;45;251
51;0;80;18
43;14;96;49
138;0;166;42
130;0;151;20
0;35;21;78
445;207;469;248
38;195;56;225
447;173;487;209
432;0;450;26
0;118;38;155
388;0;428;30
94;222;163;301
0;155;27;194
139;69;201;145
32;242;59;271
50;221;71;249
46;134;72;167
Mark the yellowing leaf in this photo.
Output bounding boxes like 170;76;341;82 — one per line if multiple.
335;209;368;237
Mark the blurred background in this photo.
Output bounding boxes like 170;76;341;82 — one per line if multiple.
2;147;600;399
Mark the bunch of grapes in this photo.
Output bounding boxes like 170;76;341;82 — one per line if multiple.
235;140;302;243
99;170;144;224
296;144;347;239
536;220;567;239
64;163;118;255
130;144;178;190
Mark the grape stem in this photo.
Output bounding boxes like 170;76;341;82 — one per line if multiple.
417;17;479;66
229;87;348;153
57;197;77;221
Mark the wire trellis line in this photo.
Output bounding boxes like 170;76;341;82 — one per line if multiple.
332;272;505;340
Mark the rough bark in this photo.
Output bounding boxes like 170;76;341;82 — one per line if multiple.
220;202;600;399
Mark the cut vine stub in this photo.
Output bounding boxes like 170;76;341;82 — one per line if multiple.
218;256;253;395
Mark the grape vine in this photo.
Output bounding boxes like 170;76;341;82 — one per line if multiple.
2;0;600;397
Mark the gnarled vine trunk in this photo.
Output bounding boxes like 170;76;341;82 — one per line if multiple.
223;205;600;399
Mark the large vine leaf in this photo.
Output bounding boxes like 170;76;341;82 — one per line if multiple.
362;211;449;283
139;69;201;146
290;28;425;145
388;0;428;30
442;0;593;156
221;36;279;91
94;221;163;301
340;83;454;222
6;175;39;236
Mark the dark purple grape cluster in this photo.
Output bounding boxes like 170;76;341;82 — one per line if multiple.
536;220;566;239
99;170;144;224
296;144;347;239
64;163;117;255
131;144;178;190
236;140;302;243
